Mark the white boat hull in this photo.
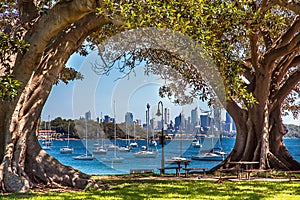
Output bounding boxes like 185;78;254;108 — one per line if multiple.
92;148;108;155
134;150;158;158
60;147;74;154
130;142;138;148
73;155;94;160
191;153;225;161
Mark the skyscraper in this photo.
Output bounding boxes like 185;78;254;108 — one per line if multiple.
125;112;134;124
191;107;199;125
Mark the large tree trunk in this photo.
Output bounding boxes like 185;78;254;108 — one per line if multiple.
225;108;300;170
217;72;300;171
0;1;109;192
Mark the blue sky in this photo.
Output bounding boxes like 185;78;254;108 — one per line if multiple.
42;51;205;123
41;52;300;125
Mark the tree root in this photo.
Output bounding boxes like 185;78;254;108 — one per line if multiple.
25;148;92;190
268;152;291;170
0;147;93;193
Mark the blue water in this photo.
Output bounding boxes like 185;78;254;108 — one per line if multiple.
42;138;300;175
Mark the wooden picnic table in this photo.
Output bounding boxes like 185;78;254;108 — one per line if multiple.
228;161;259;179
167;159;192;177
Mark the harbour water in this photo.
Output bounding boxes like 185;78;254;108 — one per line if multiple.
42;138;300;175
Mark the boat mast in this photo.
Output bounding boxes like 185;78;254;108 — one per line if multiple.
67;121;70;147
133;120;136;141
85;121;88;156
146;103;150;151
114;101;117;158
180;111;183;158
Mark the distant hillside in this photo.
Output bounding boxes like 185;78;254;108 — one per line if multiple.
285;124;300;138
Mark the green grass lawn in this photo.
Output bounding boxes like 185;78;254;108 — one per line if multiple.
1;179;300;199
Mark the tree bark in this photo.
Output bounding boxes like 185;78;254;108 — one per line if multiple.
0;9;109;192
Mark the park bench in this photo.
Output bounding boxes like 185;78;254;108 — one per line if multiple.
158;166;181;176
243;169;271;180
130;169;154;174
286;170;300;181
217;168;238;179
182;167;208;177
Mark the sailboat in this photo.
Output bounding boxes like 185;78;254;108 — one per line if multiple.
119;123;131;152
192;139;202;148
166;111;188;163
192;108;227;161
191;146;226;161
130;121;138;148
101;101;124;163
73;121;94;160
134;105;158;158
92;129;108;155
148;123;157;147
60;121;74;154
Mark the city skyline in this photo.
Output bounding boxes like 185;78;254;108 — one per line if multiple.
41;51;300;126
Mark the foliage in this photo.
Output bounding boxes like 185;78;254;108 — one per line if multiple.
98;0;298;110
1;179;300;199
0;32;29;69
40;118;78;138
0;31;28;101
0;1;83;100
0;75;21;101
40;117;149;140
55;67;84;85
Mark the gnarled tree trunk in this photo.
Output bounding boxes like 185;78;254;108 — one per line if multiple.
217;63;300;171
0;1;109;192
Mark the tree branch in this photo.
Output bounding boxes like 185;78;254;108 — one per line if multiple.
272;68;300;109
275;52;297;82
274;16;300;50
265;31;300;67
225;99;247;130
290;55;300;67
274;0;300;15
13;0;99;88
18;0;38;24
249;34;260;70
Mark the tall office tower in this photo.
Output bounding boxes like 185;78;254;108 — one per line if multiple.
125;112;134;124
174;115;181;131
164;107;170;125
174;113;185;131
200;113;209;128
85;110;91;121
191;107;199;125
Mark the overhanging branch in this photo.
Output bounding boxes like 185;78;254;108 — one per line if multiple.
265;32;300;67
13;0;99;88
271;68;300;109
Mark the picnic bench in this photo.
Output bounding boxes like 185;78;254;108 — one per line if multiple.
130;169;154;174
217;168;237;179
227;161;260;179
243;169;271;179
158;166;181;176
286;170;300;181
182;167;208;177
